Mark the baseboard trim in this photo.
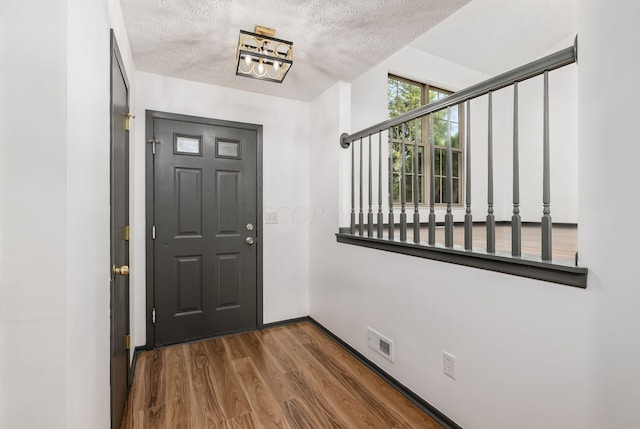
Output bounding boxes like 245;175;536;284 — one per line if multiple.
129;345;146;388
307;317;463;429
262;316;310;329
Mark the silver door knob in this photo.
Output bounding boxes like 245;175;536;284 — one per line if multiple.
245;237;255;245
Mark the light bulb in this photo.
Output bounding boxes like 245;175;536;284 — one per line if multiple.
257;60;264;75
273;61;280;71
244;55;251;66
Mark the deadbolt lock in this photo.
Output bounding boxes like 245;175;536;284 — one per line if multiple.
246;223;254;231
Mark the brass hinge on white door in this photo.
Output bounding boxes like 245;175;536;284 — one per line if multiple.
123;225;130;241
124;114;135;131
125;334;131;350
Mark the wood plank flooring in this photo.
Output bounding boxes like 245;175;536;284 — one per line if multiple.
435;224;577;261
121;322;443;429
379;224;577;261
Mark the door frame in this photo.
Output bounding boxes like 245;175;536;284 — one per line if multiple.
110;29;131;427
145;110;264;349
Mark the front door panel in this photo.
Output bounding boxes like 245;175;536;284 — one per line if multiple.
152;117;258;346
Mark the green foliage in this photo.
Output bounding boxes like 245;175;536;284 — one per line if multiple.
388;78;422;119
387;77;462;204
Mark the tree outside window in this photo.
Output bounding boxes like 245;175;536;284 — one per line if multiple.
388;75;463;205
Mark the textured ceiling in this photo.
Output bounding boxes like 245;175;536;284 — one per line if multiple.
120;0;470;101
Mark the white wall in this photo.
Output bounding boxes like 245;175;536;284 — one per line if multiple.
310;4;640;426
310;74;593;429
485;65;579;223
1;0;69;426
578;1;640;427
350;45;579;225
66;0;136;427
66;0;110;425
131;73;311;346
310;82;351;262
1;0;135;427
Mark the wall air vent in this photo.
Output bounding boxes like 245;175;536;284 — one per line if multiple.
368;327;394;362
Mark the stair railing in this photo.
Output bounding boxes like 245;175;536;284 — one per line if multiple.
338;38;587;287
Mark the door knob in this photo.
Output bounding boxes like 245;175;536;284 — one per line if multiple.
113;264;129;277
245;237;255;245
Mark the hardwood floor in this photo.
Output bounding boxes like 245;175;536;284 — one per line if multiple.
121;322;443;429
433;224;577;260
378;223;578;261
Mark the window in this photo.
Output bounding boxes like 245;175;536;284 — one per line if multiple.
387;75;464;205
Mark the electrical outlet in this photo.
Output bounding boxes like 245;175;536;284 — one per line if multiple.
443;351;456;380
368;327;394;362
265;212;278;224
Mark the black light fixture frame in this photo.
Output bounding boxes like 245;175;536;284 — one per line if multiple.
236;29;293;84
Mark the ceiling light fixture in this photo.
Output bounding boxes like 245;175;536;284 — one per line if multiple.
236;26;293;83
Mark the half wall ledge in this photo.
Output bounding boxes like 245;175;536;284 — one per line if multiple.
336;232;588;289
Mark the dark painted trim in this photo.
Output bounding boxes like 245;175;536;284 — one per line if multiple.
110;29;131;429
343;45;575;144
145;110;264;349
154;326;259;349
261;316;310;329
495;221;577;228
336;233;588;288
346;221;578;228
152;317;306;351
129;346;145;388
144;111;155;350
307;317;463;429
110;30;130;93
256;125;264;330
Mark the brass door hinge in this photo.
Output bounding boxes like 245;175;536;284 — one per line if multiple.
125;334;131;350
123;225;130;241
124;114;135;131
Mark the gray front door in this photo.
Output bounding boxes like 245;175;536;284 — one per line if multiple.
110;31;130;429
148;112;261;347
